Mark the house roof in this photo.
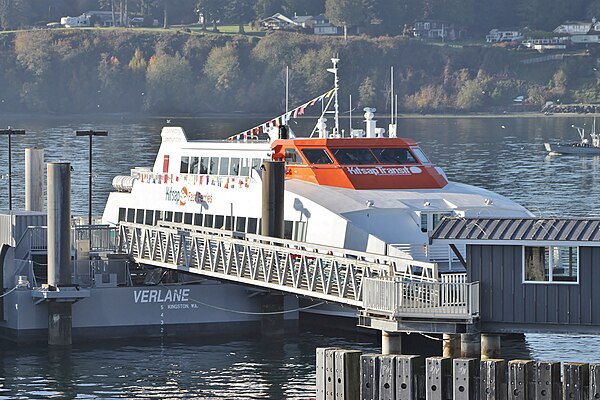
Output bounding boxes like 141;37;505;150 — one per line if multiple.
260;13;297;25
431;217;600;244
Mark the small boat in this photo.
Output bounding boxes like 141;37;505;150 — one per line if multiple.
544;118;600;155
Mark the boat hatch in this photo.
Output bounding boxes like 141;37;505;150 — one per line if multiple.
272;138;448;190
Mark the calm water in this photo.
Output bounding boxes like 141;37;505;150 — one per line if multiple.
0;114;599;398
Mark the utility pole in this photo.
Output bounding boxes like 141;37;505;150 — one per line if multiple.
0;128;26;211
75;130;108;225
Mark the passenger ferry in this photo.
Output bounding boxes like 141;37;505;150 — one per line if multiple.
102;61;532;265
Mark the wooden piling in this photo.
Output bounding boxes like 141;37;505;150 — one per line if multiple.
426;357;451;400
535;361;561;399
480;359;506;400
563;362;589;400
508;360;534;399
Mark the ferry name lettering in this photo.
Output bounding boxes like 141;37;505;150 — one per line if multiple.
134;288;190;303
346;166;410;176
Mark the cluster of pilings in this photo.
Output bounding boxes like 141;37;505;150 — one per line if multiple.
380;332;501;360
316;347;600;399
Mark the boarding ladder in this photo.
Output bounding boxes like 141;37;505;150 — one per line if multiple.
118;222;439;307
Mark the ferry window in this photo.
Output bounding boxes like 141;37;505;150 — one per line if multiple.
373;148;417;164
145;210;154;225
236;217;246;232
184;213;193;224
180;156;190;173
433;213;452;230
194;213;203;226
165;211;173;222
126;208;135;223
247;217;258;234
251;158;262;170
174;212;183;223
215;215;225;229
219;157;230;175
190;157;199;174
240;158;250;176
199;157;209;174
118;208;126;222
204;214;214;228
284;148;304;164
207;157;216;175
411;147;431;164
524;246;578;284
302;149;333;164
154;211;163;224
332;148;378;165
420;213;428;233
136;209;144;224
230;158;240;176
225;216;233;230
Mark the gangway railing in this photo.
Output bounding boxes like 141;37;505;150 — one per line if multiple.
361;277;479;321
118;222;439;307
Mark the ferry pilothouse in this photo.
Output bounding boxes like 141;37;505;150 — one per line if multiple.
102;61;532;265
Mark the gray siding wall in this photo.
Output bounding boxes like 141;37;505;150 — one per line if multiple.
468;245;600;327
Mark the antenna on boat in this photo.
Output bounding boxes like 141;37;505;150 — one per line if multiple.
285;65;289;116
349;94;352;134
389;66;397;137
328;58;340;137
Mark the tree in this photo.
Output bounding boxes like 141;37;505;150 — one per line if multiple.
325;0;365;30
145;52;195;112
224;0;254;33
254;0;283;19
204;43;241;94
283;0;324;16
0;0;32;29
358;76;376;108
197;0;222;31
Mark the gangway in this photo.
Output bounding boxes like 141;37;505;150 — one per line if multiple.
118;222;479;325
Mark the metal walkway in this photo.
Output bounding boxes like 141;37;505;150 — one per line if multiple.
118;222;478;323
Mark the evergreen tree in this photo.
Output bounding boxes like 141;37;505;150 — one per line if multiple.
254;0;283;19
224;0;254;33
325;0;365;29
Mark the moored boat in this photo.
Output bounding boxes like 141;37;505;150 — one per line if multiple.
545;118;600;155
102;60;531;265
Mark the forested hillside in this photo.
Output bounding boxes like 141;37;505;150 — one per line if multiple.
0;29;598;116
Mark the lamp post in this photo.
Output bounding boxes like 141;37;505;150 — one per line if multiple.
0;127;26;211
75;130;108;225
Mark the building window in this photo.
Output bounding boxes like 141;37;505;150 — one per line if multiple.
523;246;578;284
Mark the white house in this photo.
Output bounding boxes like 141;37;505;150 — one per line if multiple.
260;13;298;30
553;19;600;35
486;28;523;43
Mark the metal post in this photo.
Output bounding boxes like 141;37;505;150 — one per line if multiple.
25;148;44;211
261;160;285;238
47;162;72;346
0;128;26;211
75;130;108;225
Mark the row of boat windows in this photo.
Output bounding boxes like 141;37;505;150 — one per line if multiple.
118;207;307;241
285;147;430;166
180;156;266;176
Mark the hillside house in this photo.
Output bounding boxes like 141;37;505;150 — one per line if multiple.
413;19;463;40
486;28;523;43
312;14;338;35
260;13;298;30
554;19;600;35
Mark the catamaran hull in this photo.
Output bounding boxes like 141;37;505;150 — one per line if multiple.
0;282;299;342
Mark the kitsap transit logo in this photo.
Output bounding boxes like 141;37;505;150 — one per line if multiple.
165;186;204;206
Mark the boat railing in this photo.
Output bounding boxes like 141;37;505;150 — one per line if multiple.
361;277;479;320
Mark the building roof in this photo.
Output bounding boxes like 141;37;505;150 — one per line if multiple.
431;218;600;243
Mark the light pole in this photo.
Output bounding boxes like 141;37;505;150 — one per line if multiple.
0;127;26;211
75;130;108;225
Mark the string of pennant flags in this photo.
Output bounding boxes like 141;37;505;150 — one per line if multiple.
226;88;335;142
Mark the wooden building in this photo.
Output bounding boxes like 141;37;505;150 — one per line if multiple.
432;218;600;334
